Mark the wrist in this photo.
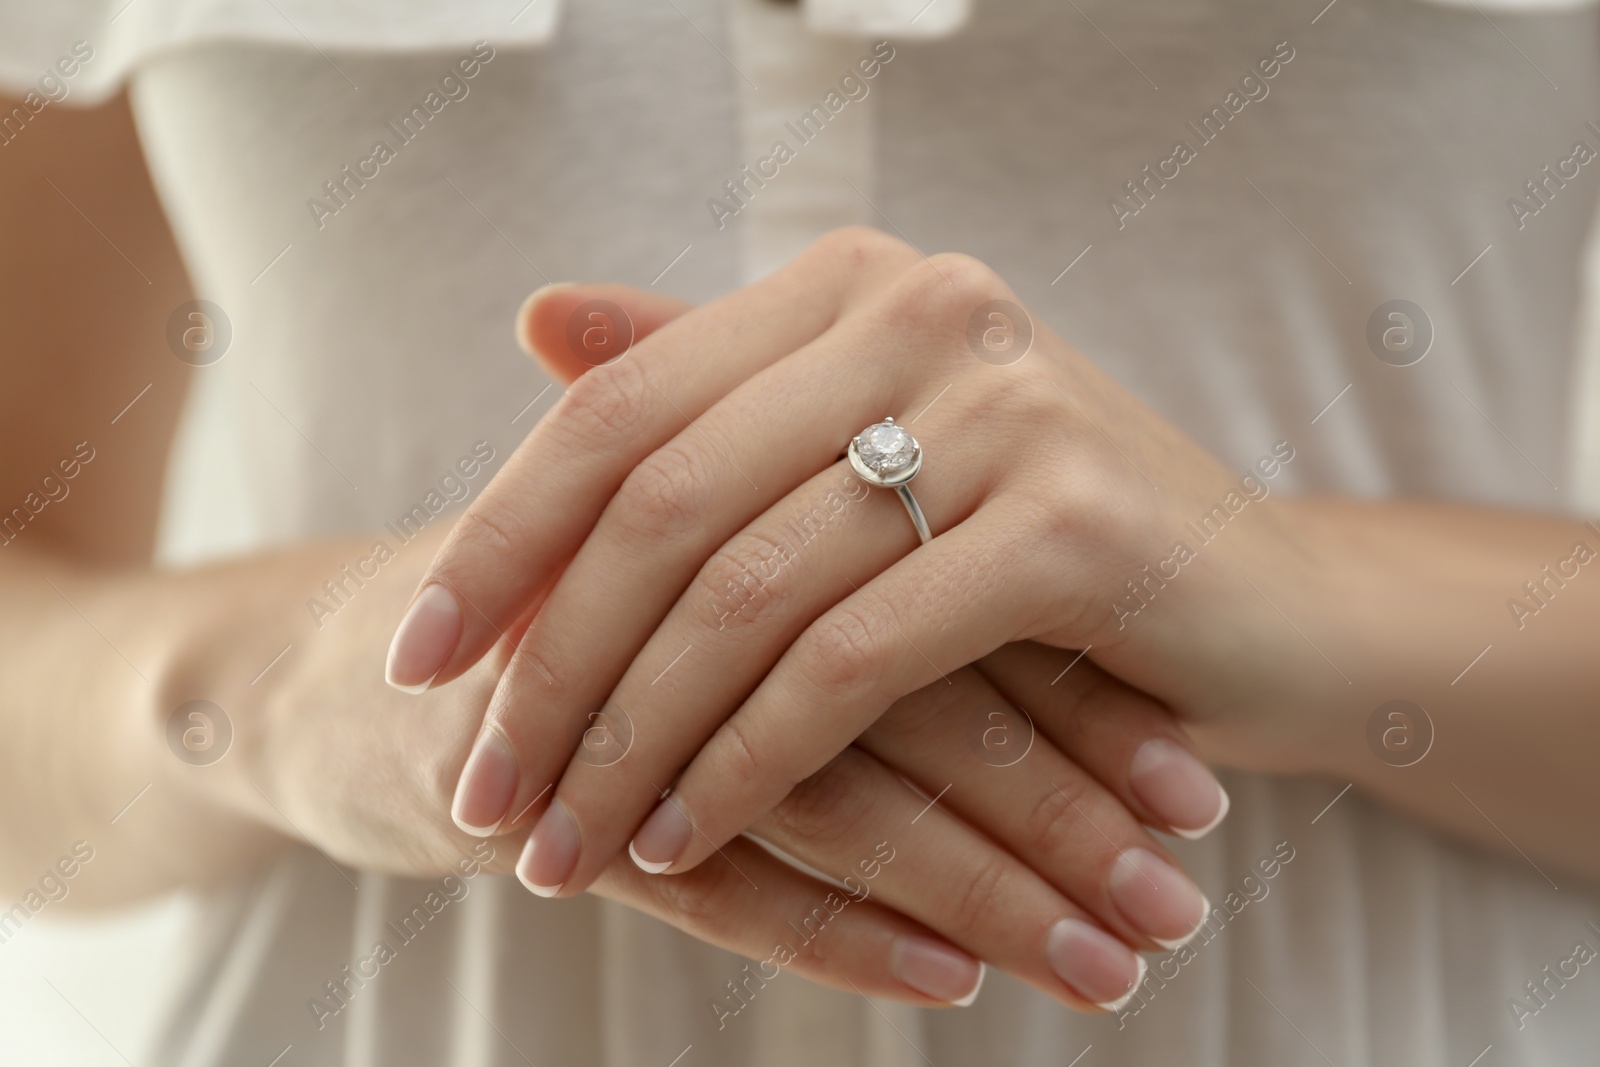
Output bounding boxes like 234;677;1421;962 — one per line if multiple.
37;562;297;901
148;544;367;836
1259;496;1495;781
1169;493;1363;777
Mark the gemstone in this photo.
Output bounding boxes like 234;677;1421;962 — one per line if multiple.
853;420;919;478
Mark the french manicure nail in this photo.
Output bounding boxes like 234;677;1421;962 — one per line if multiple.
891;937;985;1006
629;798;692;873
1128;738;1230;839
1107;849;1209;948
385;583;462;693
1045;918;1145;1011
450;729;519;836
517;798;579;897
1153;895;1211;951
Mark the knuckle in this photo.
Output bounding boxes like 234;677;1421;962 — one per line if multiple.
612;440;717;544
649;862;744;937
1014;457;1131;560
803;225;911;270
695;529;796;633
498;614;574;702
876;251;1014;349
710;716;780;795
448;497;522;564
786;907;848;970
983;365;1055;423
766;755;871;851
1044;665;1114;745
872;669;999;748
1024;774;1098;862
867;688;948;747
948;853;1014;938
786;228;922;313
554;356;653;443
797;607;888;698
927;251;1011;306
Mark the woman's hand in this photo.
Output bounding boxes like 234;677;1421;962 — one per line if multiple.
204;523;1210;1012
397;229;1254;885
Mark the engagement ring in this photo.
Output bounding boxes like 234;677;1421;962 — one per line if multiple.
847;418;931;545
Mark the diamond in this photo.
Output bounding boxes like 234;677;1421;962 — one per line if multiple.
852;420;919;479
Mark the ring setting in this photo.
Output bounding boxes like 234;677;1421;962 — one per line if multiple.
847;418;931;544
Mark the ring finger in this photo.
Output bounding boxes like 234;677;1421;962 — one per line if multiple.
458;274;1004;839
508;401;995;896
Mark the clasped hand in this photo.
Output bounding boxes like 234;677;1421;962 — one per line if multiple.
387;228;1293;1011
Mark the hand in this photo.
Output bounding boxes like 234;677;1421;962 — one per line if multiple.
395;228;1253;892
227;524;1213;1011
199;522;991;1005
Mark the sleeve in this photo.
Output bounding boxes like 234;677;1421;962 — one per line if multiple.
0;0;562;107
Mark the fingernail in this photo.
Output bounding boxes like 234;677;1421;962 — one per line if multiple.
1045;918;1145;1011
1128;738;1230;839
386;583;462;693
1154;896;1211;951
1107;849;1209;948
517;798;579;897
891;937;985;1006
450;729;519;836
629;798;692;873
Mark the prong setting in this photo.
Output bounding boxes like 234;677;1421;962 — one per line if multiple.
847;417;923;488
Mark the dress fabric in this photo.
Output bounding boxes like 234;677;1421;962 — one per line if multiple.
5;0;1600;1063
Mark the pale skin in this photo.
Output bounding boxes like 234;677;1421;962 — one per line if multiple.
410;229;1600;898
2;91;1245;1013
5;89;1595;1025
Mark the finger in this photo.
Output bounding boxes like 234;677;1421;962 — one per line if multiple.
516;282;693;386
629;512;1039;874
387;228;920;692
501;413;984;888
493;461;892;881
448;252;960;844
857;668;1209;951
979;642;1231;839
587;831;985;1008
748;745;1146;1012
473;260;1009;866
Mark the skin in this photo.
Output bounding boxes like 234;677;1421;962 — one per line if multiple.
415;227;1600;897
0;93;1222;1013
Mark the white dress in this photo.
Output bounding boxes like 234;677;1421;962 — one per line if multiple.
3;0;1600;1063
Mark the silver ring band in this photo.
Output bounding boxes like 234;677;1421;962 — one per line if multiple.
893;484;932;545
847;418;931;546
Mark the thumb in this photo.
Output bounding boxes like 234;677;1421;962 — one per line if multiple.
516;282;695;386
